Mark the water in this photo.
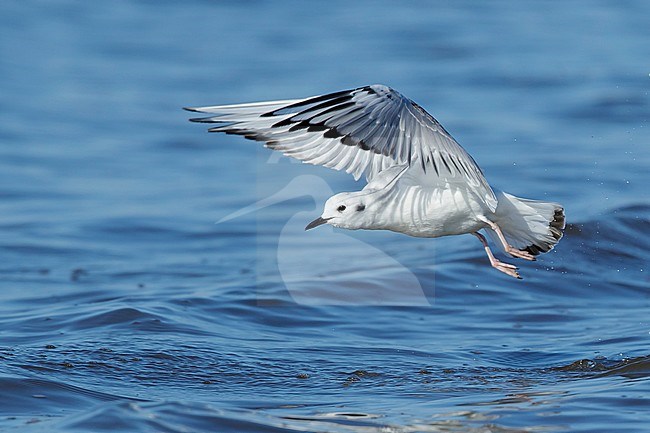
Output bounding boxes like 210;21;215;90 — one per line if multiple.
1;1;649;431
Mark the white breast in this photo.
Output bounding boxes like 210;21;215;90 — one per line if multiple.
369;179;491;238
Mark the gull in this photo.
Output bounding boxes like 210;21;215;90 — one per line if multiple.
185;84;565;279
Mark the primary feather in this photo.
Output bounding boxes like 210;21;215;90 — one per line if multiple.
185;84;497;212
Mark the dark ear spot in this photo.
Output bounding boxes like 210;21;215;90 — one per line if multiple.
356;204;365;212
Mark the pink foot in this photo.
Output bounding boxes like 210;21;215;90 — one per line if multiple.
472;232;523;279
492;259;521;279
506;246;536;261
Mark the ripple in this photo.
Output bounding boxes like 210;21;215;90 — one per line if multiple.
0;375;135;420
553;355;650;380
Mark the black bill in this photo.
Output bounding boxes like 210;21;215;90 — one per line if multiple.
305;216;332;231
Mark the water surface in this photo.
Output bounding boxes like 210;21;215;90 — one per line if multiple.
1;1;649;432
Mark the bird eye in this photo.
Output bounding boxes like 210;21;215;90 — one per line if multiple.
337;205;346;212
356;204;365;211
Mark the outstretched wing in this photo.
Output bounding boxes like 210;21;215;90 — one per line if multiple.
186;84;496;210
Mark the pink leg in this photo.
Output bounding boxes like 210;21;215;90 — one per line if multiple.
472;232;521;279
479;218;536;261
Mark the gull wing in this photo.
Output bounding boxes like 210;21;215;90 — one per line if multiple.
186;84;497;211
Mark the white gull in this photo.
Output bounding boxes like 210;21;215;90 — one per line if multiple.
185;84;565;279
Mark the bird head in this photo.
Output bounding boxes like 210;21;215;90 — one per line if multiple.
305;192;369;231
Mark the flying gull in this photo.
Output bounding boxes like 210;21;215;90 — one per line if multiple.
185;84;565;278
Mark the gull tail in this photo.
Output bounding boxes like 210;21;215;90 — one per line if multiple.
487;191;566;255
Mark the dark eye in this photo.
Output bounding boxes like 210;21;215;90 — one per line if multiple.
337;205;346;212
356;204;365;212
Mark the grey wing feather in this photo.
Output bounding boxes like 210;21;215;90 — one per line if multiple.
186;84;497;211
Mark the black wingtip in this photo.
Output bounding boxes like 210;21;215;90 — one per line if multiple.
183;107;203;113
189;116;221;123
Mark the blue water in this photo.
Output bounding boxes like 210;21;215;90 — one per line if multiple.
1;1;649;431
